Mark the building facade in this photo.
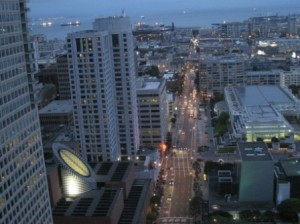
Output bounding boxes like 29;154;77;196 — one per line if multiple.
0;1;53;223
137;78;168;147
198;55;248;96
225;85;298;142
93;17;140;158
238;142;274;203
57;54;71;99
67;30;120;162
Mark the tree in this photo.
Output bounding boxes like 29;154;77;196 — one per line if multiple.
170;117;176;124
256;137;264;142
190;195;202;217
278;198;300;222
289;84;300;96
261;210;275;222
208;211;234;224
239;210;261;222
145;65;160;77
150;195;161;205
214;112;230;136
271;136;279;143
165;132;172;150
192;161;201;172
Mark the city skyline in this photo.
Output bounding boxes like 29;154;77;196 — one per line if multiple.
2;0;300;223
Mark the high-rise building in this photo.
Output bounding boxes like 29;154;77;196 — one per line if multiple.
67;17;140;162
93;17;140;158
67;30;120;162
0;1;53;223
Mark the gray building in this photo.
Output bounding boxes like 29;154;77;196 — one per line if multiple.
57;54;71;99
225;85;298;142
93;17;140;158
137;78;168;147
0;1;53;223
238;142;274;203
67;17;140;162
199;55;248;96
67;29;120;162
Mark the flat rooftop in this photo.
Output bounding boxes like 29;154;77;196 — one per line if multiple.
89;161;132;182
235;86;293;107
238;142;272;162
144;81;160;90
39;100;73;114
52;188;122;217
280;158;300;177
163;73;174;79
118;179;151;224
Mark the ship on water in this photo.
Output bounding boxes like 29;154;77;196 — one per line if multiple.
41;21;52;27
61;21;81;27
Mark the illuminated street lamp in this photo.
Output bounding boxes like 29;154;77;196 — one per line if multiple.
161;143;167;152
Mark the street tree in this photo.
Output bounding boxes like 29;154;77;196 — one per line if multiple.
278;198;300;222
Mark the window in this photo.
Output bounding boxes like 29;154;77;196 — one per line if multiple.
112;34;119;47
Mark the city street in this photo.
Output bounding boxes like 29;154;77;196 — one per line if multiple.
159;68;203;219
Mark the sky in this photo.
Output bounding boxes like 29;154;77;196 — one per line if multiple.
29;0;300;19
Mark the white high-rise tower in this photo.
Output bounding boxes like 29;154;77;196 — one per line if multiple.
0;1;53;223
93;17;140;157
68;17;140;162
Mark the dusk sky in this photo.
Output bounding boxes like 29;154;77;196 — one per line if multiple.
29;0;300;18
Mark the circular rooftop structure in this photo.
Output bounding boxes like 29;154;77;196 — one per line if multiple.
52;143;96;182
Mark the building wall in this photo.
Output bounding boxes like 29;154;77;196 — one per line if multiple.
47;167;62;207
93;17;140;157
57;54;71;99
276;181;290;206
53;216;111;224
199;55;247;95
0;1;53;223
39;112;73;129
137;78;168;147
239;160;274;202
67;31;120;162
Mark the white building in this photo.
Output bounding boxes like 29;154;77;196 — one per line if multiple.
67;30;120;162
280;67;300;87
137;78;168;147
93;17;140;158
225;85;299;142
67;17;139;162
0;1;53;223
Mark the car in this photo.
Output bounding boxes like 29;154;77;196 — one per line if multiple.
169;179;174;185
167;194;172;201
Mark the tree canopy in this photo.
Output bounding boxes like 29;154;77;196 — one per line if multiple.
278;198;300;222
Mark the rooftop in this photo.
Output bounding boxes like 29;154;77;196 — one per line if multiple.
280;158;300;177
52;188;122;217
144;81;160;90
235;86;293;107
39;100;73;114
163;73;174;79
118;179;151;224
238;142;272;162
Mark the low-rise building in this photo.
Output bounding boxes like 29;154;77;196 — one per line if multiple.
39;100;73;131
237;142;274;204
225;85;299;142
276;158;300;200
137;77;168;147
48;143;153;224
